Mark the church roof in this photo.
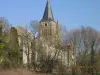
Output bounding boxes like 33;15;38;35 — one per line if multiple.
40;0;54;22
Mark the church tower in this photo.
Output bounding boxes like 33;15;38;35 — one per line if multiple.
39;0;60;45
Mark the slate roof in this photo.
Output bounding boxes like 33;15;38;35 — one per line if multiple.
40;0;54;22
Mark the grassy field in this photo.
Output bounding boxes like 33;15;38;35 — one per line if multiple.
0;68;53;75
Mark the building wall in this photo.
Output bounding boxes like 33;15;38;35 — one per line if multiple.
15;23;76;67
39;21;59;45
36;20;76;67
16;26;34;64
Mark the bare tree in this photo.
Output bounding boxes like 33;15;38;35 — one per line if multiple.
81;27;100;73
29;20;39;38
65;26;100;74
0;17;9;32
28;20;40;70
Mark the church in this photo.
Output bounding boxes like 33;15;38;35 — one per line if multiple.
17;0;76;70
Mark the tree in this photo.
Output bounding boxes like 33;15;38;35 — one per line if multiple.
0;22;12;68
0;17;9;32
16;25;34;68
28;20;39;69
0;25;4;64
34;39;61;73
81;27;100;73
24;27;33;69
64;26;100;74
29;20;39;38
8;27;20;65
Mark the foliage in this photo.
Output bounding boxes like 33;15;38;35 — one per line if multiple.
0;17;100;75
0;25;20;68
8;27;20;65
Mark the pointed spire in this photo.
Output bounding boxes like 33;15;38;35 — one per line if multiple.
40;0;54;22
48;0;50;3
